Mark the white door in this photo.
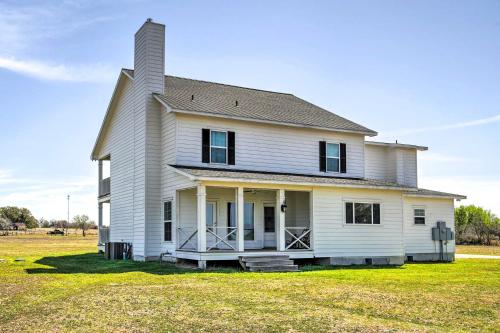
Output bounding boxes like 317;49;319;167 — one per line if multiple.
263;205;276;248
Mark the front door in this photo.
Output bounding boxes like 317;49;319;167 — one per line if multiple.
263;205;276;248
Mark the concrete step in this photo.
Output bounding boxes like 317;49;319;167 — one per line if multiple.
241;255;290;262
244;260;294;267
249;265;299;272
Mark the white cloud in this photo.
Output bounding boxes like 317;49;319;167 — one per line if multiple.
0;169;97;221
381;114;500;137
0;2;117;82
0;56;114;82
420;175;500;215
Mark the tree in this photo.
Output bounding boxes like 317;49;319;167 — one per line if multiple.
39;218;50;228
72;215;95;237
0;216;12;235
454;205;469;241
0;206;38;229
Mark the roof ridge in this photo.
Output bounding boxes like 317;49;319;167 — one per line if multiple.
122;68;293;96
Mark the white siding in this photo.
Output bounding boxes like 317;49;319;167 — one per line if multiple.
365;145;418;187
403;197;455;254
175;113;366;178
99;80;135;243
313;187;404;257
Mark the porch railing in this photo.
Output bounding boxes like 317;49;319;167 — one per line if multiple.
177;227;198;251
98;227;109;245
206;227;237;251
99;177;110;197
285;227;311;250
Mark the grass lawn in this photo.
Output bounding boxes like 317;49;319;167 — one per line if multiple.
456;245;500;256
0;235;498;332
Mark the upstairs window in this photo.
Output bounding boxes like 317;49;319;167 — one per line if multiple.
163;201;172;241
414;208;426;225
319;141;346;173
202;129;235;165
345;202;381;224
210;130;227;164
326;143;340;172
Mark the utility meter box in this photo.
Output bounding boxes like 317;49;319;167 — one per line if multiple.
432;221;454;241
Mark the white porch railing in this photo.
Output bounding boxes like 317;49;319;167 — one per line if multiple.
206;227;237;251
98;227;109;245
177;227;198;251
285;227;311;250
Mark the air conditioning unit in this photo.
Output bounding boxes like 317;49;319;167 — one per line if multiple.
105;242;132;260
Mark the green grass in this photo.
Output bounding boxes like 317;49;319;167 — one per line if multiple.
0;235;498;332
456;245;500;256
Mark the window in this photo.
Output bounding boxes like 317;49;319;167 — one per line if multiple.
264;206;275;232
326;143;340;172
414;208;426;225
206;202;216;231
227;202;254;240
345;202;381;224
210;130;227;164
163;201;172;241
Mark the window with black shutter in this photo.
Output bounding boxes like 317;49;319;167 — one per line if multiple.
340;143;347;173
319;141;326;172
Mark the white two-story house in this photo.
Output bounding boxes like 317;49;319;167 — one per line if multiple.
91;19;465;268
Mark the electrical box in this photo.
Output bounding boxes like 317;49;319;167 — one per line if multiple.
431;221;454;241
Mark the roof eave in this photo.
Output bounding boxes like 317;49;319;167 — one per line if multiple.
403;193;467;200
365;141;428;151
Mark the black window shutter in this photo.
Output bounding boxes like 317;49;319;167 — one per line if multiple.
228;131;235;165
340;143;347;173
202;129;210;163
373;204;380;224
319;141;326;172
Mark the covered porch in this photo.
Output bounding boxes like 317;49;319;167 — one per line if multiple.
175;184;313;262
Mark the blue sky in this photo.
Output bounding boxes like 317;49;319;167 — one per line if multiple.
0;0;499;221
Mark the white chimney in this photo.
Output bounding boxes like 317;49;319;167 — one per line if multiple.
132;19;165;260
134;18;165;96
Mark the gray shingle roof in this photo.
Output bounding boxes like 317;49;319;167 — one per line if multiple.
404;188;466;200
170;165;412;190
123;69;376;135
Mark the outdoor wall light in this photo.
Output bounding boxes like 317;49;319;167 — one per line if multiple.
281;202;287;213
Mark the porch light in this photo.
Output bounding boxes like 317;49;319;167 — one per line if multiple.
281;201;287;213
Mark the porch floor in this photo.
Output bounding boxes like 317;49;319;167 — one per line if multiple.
175;248;314;261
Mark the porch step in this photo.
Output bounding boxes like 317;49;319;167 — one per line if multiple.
239;255;299;272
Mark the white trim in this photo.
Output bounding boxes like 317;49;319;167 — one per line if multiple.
325;142;340;173
365;140;428;151
403;193;466;200
195;176;414;191
413;205;426;225
209;129;228;165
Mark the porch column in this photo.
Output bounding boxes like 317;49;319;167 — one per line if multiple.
236;186;245;251
197;185;207;252
98;160;103;195
276;189;286;251
98;202;103;245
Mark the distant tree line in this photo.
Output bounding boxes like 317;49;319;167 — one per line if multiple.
0;206;96;237
455;205;500;245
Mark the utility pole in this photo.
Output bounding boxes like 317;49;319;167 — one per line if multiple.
67;194;70;236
